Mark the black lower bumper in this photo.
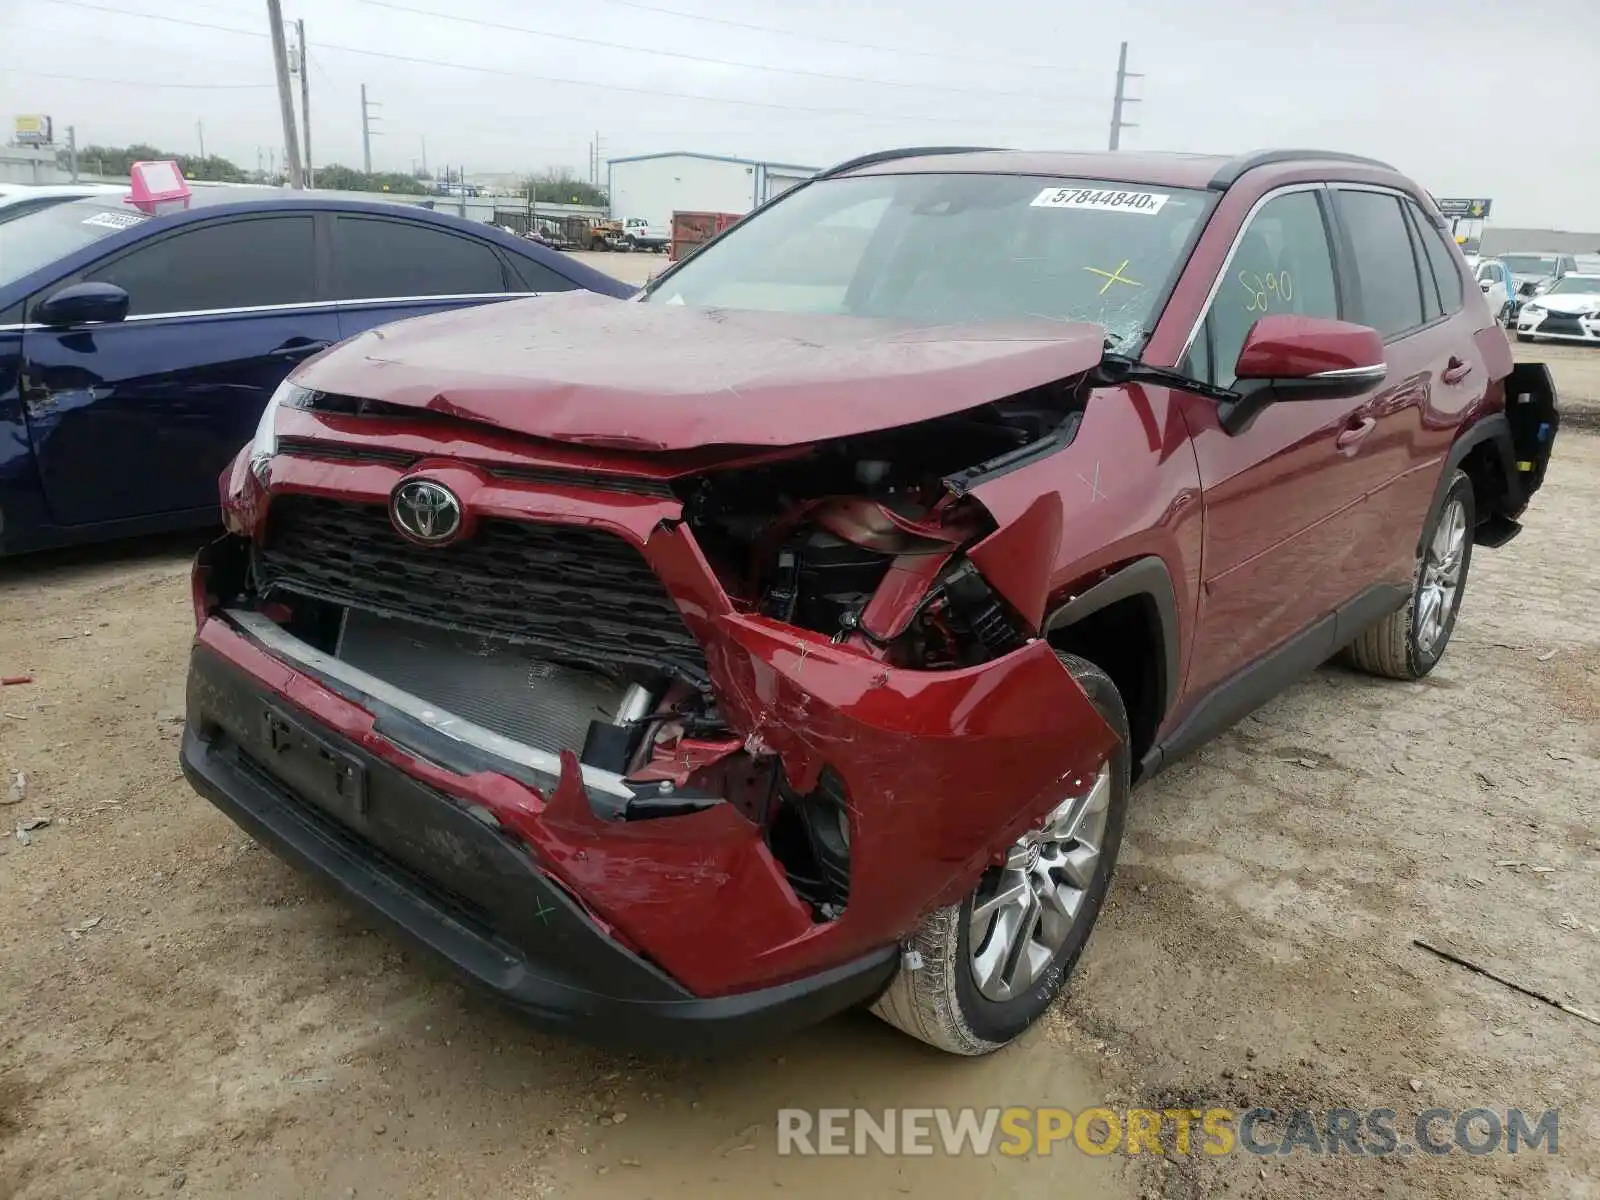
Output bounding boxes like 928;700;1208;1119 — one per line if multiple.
181;643;897;1054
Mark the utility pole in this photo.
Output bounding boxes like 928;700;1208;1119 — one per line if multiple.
197;121;205;160
66;125;79;181
296;19;313;187
1108;41;1141;151
361;84;382;175
266;0;304;186
419;134;427;175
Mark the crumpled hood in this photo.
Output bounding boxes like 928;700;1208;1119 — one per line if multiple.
294;290;1107;451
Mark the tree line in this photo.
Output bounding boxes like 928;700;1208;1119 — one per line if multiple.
57;144;609;205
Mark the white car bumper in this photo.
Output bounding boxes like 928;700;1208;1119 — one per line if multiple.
1516;308;1600;343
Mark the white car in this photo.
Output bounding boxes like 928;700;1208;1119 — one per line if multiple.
1516;273;1600;344
1500;251;1578;304
0;182;129;222
1471;258;1514;326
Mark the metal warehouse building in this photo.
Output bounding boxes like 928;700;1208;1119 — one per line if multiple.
607;152;817;229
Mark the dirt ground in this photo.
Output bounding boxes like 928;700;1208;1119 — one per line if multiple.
1;330;1597;1199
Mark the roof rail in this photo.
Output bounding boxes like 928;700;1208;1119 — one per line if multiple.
1209;148;1397;190
815;146;1006;180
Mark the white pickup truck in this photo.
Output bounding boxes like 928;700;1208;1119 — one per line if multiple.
619;217;669;252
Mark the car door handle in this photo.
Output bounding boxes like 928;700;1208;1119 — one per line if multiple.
1441;357;1473;385
1336;417;1376;452
270;339;332;360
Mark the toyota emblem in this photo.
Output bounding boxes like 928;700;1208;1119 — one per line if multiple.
390;478;463;544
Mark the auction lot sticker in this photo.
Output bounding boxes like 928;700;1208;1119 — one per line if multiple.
1031;187;1170;215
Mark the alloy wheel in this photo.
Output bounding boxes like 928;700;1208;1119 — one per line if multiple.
1417;495;1468;653
969;762;1112;1002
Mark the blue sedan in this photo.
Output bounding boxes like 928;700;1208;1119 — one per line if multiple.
0;183;635;555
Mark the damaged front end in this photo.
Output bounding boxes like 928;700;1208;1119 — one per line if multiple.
185;377;1115;1023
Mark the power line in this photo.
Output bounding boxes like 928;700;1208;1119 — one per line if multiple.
589;0;1088;72
361;0;1099;103
40;0;260;36
12;67;273;89
34;0;1104;127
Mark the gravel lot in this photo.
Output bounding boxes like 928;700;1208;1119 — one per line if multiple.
1;317;1596;1198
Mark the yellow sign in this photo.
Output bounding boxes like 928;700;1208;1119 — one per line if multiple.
13;114;53;146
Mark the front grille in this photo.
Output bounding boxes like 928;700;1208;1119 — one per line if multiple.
255;495;709;685
1539;315;1584;336
275;436;419;467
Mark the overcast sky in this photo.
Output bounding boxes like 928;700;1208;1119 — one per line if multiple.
3;0;1595;228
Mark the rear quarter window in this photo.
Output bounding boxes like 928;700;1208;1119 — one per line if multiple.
1408;202;1465;315
506;254;577;293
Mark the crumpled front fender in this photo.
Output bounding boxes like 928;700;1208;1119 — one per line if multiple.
537;620;1116;995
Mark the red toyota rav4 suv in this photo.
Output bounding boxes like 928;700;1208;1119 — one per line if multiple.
183;148;1558;1055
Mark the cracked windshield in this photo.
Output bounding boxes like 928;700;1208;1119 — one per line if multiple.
647;173;1211;349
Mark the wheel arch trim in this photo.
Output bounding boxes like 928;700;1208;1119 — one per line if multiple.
1041;555;1180;726
1428;413;1520;551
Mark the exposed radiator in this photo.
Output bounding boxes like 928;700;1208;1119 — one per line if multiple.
336;608;628;755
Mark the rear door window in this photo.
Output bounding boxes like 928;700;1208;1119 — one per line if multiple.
81;215;316;316
334;216;509;300
1333;190;1426;338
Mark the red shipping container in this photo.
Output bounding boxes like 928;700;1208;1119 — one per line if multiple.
668;210;741;262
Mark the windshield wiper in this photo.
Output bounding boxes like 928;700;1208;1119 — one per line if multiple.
1092;351;1241;406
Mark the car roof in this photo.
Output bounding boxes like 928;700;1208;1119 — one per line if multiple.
64;185;443;213
828;147;1404;192
1;188;636;302
0;183;129;204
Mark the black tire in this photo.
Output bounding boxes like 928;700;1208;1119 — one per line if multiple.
623;237;637;252
869;653;1131;1055
1344;469;1475;681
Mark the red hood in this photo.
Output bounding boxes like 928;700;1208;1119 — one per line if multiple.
295;291;1107;451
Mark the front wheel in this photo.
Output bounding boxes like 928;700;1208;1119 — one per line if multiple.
870;653;1130;1055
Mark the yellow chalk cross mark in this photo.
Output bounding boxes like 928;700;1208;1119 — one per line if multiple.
1084;259;1142;295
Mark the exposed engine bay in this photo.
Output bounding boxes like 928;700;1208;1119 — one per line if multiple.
211;373;1087;925
680;377;1080;654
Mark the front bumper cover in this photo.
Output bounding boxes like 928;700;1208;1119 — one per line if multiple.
182;644;898;1053
193;456;1117;1006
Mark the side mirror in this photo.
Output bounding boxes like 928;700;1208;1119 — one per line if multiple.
1221;314;1386;435
1234;313;1386;391
36;282;130;327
